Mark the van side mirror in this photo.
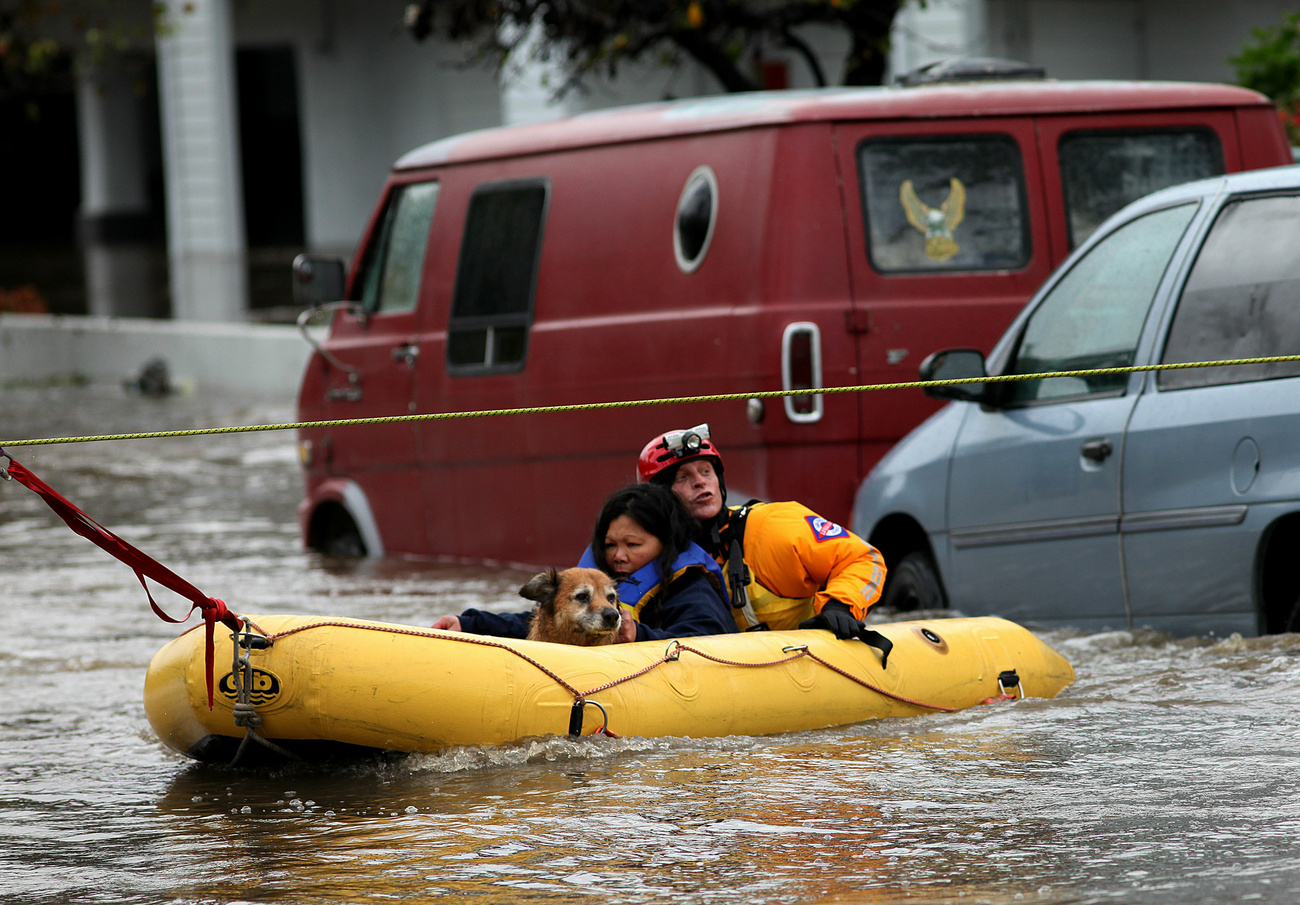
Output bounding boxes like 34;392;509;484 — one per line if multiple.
292;254;347;307
919;348;991;403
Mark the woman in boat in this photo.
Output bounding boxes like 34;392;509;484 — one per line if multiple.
432;482;736;641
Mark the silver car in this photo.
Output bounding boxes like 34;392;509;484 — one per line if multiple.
853;164;1300;637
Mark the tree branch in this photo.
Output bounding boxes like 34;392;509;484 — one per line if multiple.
668;26;762;92
778;27;826;87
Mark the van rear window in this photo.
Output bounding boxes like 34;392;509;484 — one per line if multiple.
447;180;548;374
859;135;1030;273
1059;129;1223;247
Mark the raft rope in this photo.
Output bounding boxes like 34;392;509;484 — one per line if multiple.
2;448;983;740
1;455;240;709
227;620;300;766
2;453;959;730
2;353;1300;448
6;353;1170;731
256;619;963;733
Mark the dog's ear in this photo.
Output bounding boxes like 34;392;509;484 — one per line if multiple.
519;567;560;606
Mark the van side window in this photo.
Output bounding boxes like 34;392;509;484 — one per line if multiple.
1004;203;1198;404
447;180;548;374
674;165;718;273
355;181;439;315
858;135;1029;273
1060;129;1223;247
1159;195;1300;390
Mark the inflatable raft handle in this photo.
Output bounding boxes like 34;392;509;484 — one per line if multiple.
998;669;1022;699
568;699;612;737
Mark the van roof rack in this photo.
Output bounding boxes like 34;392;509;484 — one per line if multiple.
895;58;1046;87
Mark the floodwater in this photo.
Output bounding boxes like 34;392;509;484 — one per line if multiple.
2;384;1299;905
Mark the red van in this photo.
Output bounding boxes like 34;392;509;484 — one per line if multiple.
294;77;1291;563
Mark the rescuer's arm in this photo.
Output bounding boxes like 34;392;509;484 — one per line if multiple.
745;503;887;621
810;538;887;620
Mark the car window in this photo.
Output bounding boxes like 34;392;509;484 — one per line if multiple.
858;135;1030;273
1059;129;1222;247
1159;194;1300;390
356;181;439;315
447;180;548;374
1004;202;1198;404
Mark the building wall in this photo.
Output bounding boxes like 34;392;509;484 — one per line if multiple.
1140;0;1294;82
231;0;502;257
11;0;1298;322
974;0;1295;83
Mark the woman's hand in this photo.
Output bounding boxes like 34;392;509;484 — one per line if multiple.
614;607;637;643
431;615;462;631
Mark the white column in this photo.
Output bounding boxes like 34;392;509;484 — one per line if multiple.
154;0;247;322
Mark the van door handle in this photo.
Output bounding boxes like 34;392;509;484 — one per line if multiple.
1081;438;1114;463
392;344;419;368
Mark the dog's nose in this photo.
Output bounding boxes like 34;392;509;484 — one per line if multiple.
599;607;620;630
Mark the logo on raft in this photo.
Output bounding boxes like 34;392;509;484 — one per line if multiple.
218;669;282;706
806;515;849;543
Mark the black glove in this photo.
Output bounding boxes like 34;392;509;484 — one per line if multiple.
799;600;892;669
799;600;860;639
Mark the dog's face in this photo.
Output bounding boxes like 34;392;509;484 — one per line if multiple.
520;567;622;646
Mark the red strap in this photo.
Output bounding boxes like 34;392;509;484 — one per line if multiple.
4;455;240;708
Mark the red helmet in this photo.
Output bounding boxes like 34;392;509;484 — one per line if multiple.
637;424;725;483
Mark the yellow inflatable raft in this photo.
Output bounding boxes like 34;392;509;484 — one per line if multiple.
144;615;1074;764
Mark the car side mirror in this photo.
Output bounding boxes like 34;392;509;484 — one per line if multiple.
919;348;991;403
292;254;347;307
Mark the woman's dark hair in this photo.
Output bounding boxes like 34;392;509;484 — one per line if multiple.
590;483;695;585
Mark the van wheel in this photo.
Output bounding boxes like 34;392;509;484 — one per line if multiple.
321;528;365;557
311;506;367;557
881;552;946;612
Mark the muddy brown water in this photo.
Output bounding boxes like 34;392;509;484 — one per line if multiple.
2;384;1298;904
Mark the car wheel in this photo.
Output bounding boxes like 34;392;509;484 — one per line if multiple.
881;552;946;612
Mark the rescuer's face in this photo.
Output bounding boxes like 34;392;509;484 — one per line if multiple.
672;459;722;521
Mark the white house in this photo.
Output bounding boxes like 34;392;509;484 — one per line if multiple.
6;0;1295;322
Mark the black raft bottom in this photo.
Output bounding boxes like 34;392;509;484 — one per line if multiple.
184;733;398;768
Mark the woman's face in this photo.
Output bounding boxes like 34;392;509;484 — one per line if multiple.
603;514;664;578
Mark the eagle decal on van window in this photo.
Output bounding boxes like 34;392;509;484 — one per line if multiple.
900;177;966;261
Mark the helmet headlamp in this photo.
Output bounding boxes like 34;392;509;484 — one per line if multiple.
662;423;710;458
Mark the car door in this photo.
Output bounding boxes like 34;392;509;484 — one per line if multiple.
1123;191;1300;636
944;201;1201;630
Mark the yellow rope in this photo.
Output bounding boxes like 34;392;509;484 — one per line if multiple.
2;353;1298;449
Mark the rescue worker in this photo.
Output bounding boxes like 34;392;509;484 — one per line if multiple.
432;483;735;641
637;424;889;650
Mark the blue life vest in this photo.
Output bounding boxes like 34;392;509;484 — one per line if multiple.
577;542;730;619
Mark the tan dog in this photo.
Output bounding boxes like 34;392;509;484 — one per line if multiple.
521;567;622;646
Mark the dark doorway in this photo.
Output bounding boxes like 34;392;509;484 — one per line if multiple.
236;45;306;318
0;77;85;314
